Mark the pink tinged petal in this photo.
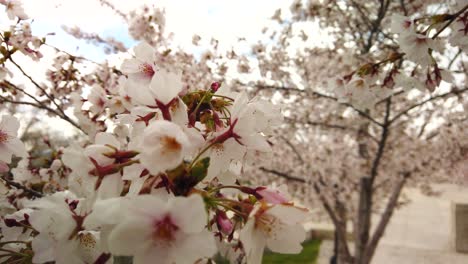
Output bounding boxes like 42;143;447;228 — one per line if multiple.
121;59;143;74
224;138;247;161
0;161;8;173
5;138;27;158
84;145;114;166
130;195;168;218
239;220;267;264
150;70;183;105
84;197;127;229
127;175;147;195
267;205;309;225
256;187;289;204
240;134;271;152
122;163;145;180
96;173;123;200
31;233;55;263
182;127;205;156
174;230;217;264
133;246;171;264
230;92;250;120
170;98;189;126
107;215;153;256
0;144;13;163
95;132;121;149
133;42;155;63
170;194;207;233
216;211;233;234
126;79;156;106
0;115;20;136
266;224;306;254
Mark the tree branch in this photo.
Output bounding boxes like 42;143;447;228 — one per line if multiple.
259;167;305;182
370;98;391;184
365;173;408;263
389;87;468;125
279;136;305;164
313;182;353;262
432;4;468;39
240;82;383;126
1;174;43;198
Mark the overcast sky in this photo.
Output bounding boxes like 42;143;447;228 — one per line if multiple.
11;0;289;61
0;0;291;136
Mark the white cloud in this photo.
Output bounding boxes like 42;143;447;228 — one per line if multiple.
22;0;125;31
20;0;288;48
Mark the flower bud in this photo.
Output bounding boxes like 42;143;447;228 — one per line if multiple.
216;210;233;235
211;82;221;92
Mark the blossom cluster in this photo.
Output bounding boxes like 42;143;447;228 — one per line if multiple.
0;22;308;264
328;2;467;110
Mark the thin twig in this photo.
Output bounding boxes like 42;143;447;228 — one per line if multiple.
370;98;391;184
389;87;468;125
432;4;468;39
1;174;43;198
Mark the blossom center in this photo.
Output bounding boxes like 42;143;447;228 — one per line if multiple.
140;63;155;78
153;215;179;242
255;213;277;236
161;136;182;153
0;130;8;144
79;233;97;249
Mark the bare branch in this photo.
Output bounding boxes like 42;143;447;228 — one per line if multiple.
432;4;468;39
366;173;408;263
239;82;383;126
258;167;305;182
1;174;43;198
313;182;353;262
370;98;391;184
279;136;305;164
389;87;468;125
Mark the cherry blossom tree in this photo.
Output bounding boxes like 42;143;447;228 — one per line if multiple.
234;0;468;263
0;0;467;264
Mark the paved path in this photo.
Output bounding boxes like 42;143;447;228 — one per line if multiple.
314;184;468;264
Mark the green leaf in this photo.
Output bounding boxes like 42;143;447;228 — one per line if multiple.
191;157;210;183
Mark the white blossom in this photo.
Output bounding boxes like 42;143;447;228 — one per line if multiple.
0;115;27;164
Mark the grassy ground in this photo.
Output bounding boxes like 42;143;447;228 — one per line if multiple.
215;239;321;264
262;239;321;264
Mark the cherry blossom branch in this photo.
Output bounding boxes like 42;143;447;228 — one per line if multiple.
285;117;379;143
0;80;65;118
0;173;43;198
7;56;63;111
2;80;55;111
62;26;126;54
98;0;127;20
42;43;102;66
432;4;468;39
241;82;383;126
360;0;392;52
0;95;54;112
6;56;84;132
417;110;435;138
279;136;305;164
258;167;305;182
369;98;391;184
448;48;462;70
399;0;408;16
389;87;468;125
